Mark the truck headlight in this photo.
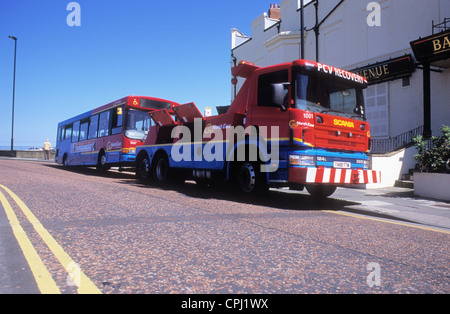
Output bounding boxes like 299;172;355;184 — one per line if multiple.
289;155;316;166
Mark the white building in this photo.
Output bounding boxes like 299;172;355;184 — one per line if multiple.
231;0;450;153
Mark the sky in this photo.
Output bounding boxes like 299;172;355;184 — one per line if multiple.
0;0;275;148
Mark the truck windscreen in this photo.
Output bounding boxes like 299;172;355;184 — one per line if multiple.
294;71;365;120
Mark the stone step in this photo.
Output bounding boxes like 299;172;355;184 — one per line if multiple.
394;180;414;189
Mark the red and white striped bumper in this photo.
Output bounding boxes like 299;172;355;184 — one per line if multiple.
289;167;381;185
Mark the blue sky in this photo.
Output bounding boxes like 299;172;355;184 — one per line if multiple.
0;0;274;147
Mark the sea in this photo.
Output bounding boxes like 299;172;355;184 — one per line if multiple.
0;145;43;151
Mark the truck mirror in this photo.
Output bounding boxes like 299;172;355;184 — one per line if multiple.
270;83;289;111
353;106;364;115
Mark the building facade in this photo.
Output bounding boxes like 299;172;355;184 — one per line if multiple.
231;0;450;153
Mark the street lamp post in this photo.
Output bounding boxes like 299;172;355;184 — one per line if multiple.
300;0;305;59
8;36;17;153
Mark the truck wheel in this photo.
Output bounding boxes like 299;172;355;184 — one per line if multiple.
152;154;169;183
306;185;337;198
237;161;267;194
136;153;151;183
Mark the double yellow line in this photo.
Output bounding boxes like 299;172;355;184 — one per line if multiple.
0;184;101;294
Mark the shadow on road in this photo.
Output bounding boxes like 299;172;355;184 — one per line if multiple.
45;164;360;212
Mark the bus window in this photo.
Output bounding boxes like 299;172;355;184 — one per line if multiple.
125;109;152;141
88;115;99;139
111;106;124;135
99;111;110;138
57;127;63;141
80;121;89;141
65;126;72;140
72;121;80;143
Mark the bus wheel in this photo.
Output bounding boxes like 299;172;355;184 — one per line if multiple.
152;153;169;183
306;185;337;198
97;151;110;172
237;161;267;194
136;153;151;183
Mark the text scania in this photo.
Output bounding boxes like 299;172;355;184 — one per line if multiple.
317;63;365;84
334;119;355;128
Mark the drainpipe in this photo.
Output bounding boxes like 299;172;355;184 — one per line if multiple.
306;0;346;62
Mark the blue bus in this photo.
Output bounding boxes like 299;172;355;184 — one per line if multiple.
55;96;179;170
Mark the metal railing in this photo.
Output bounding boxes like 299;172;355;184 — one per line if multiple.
371;126;424;154
433;18;450;34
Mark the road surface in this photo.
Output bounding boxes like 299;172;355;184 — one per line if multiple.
0;159;449;295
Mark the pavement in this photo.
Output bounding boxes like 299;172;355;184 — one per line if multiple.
325;186;450;231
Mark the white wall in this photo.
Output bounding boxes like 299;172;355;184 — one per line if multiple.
414;173;450;201
367;146;418;188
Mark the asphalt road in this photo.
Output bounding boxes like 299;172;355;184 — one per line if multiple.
0;159;449;295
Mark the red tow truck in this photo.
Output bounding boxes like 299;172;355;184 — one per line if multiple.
135;60;381;197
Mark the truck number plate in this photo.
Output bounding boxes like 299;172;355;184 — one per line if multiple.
334;161;351;169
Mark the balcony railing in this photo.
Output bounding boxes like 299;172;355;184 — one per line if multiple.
371;126;424;154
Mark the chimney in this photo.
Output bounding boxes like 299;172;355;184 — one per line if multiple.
268;4;281;20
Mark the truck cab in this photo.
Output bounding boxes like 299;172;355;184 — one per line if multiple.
226;60;380;196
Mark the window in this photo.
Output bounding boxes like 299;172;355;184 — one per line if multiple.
294;71;365;119
80;121;89;141
111;106;124;135
402;76;411;87
72;121;80;143
57;127;63;141
258;70;289;107
125;109;152;140
365;83;388;137
98;111;110;138
88;115;99;139
65;126;72;140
